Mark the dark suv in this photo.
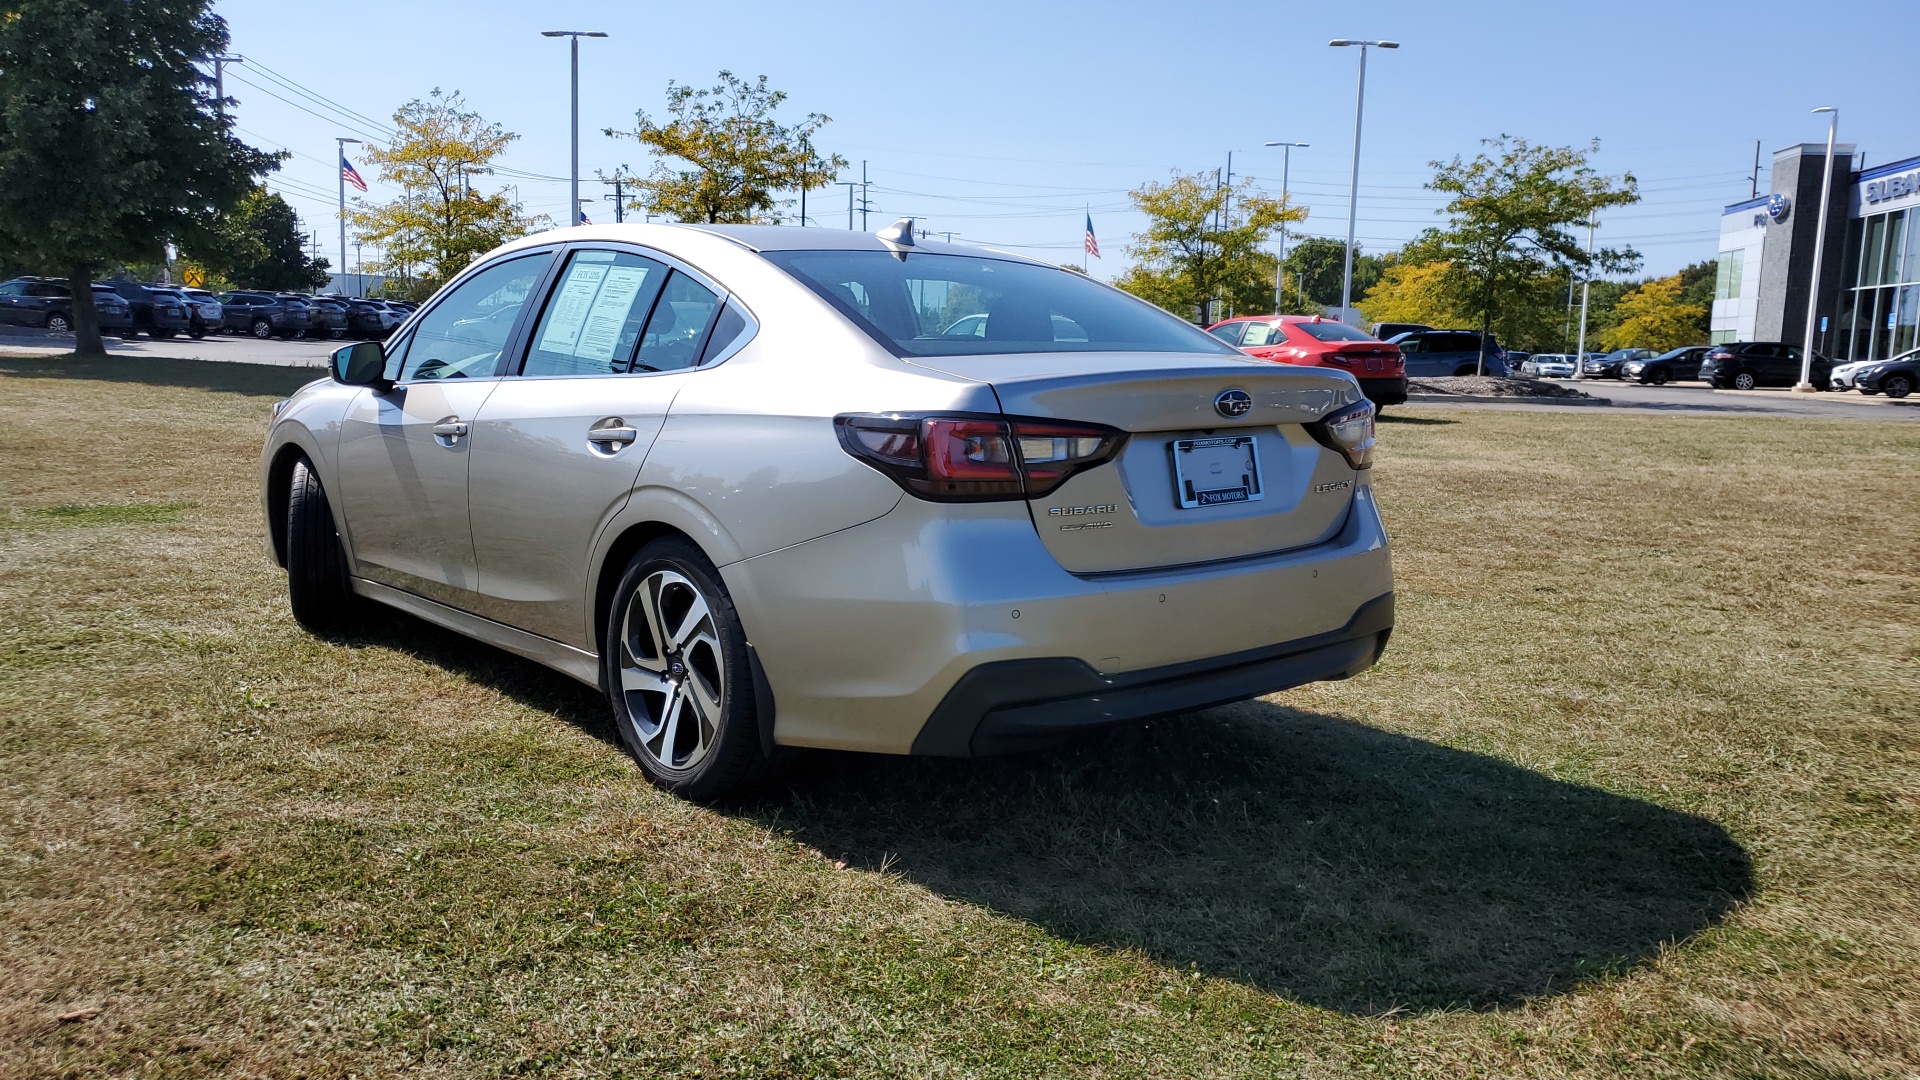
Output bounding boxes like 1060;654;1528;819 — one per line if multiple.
104;280;193;339
1388;329;1512;377
0;277;134;334
214;292;296;339
285;293;346;338
1699;342;1833;390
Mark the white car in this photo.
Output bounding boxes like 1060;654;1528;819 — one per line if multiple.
1522;354;1575;378
1828;357;1878;391
261;223;1394;798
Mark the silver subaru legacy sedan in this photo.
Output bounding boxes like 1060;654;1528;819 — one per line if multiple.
261;223;1393;798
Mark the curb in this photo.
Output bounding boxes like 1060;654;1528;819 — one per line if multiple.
1404;393;1613;406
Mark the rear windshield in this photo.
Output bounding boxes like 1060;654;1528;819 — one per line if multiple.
762;250;1239;357
1292;321;1379;343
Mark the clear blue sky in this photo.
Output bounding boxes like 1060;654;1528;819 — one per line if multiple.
218;0;1919;282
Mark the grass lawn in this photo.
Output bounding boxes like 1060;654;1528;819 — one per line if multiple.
2;353;1916;1078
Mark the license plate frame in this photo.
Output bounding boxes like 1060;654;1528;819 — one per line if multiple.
1170;435;1264;509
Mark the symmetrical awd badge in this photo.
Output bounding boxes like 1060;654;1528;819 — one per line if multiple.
1214;388;1253;418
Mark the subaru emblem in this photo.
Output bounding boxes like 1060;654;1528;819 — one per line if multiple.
1214;388;1253;418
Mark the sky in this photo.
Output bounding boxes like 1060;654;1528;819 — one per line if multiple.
217;0;1920;285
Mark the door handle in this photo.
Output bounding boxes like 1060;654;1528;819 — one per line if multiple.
587;426;639;446
432;421;469;438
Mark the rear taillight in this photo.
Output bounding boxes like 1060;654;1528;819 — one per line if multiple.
1321;353;1354;366
836;413;1126;501
1308;400;1375;471
1706;349;1734;360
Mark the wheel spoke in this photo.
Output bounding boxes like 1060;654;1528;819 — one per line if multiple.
666;592;713;652
650;689;684;765
636;575;673;662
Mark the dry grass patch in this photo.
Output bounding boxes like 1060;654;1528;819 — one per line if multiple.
1;354;1916;1077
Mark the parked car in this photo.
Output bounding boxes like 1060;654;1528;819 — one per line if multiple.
214;291;294;338
1699;342;1832;390
175;288;224;338
1850;348;1919;398
0;277;134;334
1208;314;1407;407
1827;356;1883;392
104;280;193;339
1386;329;1511;377
264;224;1395;799
1583;348;1654;379
1521;353;1575;377
1504;350;1531;371
291;294;349;339
333;297;399;339
1371;321;1433;341
1622;346;1709;385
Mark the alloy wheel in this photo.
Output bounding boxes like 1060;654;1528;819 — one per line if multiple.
46;314;70;334
1886;374;1914;399
618;569;727;772
1732;372;1756;391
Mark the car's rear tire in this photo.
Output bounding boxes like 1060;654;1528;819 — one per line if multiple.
1731;371;1757;391
45;313;70;334
1649;368;1670;385
285;457;357;631
1885;373;1914;399
603;537;779;800
251;318;273;339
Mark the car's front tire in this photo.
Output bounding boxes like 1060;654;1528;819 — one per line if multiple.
1648;368;1670;385
603;538;776;800
1884;373;1914;399
285;457;357;631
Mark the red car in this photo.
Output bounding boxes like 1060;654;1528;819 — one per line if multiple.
1208;315;1408;407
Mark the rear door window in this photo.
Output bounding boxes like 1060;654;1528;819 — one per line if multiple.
1239;322;1280;346
1209;322;1246;345
522;250;668;377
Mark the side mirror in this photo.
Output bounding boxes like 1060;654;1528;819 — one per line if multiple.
330;341;391;390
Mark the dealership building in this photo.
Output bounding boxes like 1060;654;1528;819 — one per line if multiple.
1714;143;1920;361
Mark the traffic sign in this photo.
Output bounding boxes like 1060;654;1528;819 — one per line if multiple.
181;266;205;288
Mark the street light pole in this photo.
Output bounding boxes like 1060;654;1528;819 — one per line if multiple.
1796;107;1839;392
542;30;608;227
336;137;361;296
1572;218;1596;380
1264;141;1308;313
1329;39;1398;324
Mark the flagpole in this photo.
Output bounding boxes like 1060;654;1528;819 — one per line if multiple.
1083;205;1089;273
337;137;361;296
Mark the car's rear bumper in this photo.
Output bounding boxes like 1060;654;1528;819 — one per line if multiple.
1358;376;1407;406
912;592;1392;756
722;485;1394;755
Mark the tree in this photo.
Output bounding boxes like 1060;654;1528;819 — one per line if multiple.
1284;237;1389;310
1597;274;1708;352
1358;261;1465;329
0;0;277;355
609;72;845;224
349;89;537;293
190;186;330;291
1411;136;1641;373
1114;171;1303;322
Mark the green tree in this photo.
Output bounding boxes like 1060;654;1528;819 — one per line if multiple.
1411;136;1641;372
349;89;537;293
609;71;845;224
0;0;277;355
1597;274;1708;352
1358;260;1465;329
190;186;330;291
1114;171;1303;323
1284;237;1388;310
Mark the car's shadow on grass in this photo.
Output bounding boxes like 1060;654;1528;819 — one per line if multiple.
324;610;1752;1015
736;701;1752;1015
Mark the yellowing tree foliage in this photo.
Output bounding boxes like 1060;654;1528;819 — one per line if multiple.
1114;171;1304;322
349;89;539;295
610;72;844;224
1358;261;1464;329
1598;274;1707;352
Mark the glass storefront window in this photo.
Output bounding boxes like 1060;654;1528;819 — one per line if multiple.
1715;249;1744;300
1882;211;1907;285
1863;216;1888;287
1898;285;1919;357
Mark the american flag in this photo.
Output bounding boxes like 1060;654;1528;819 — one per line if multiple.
340;153;367;193
578;209;592;225
1084;214;1100;259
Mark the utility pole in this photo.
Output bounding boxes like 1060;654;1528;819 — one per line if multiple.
800;136;811;227
602;174;628;223
1264;142;1308;313
209;55;242;118
860;160;871;231
1750;141;1761;200
353;241;363;297
836;181;856;229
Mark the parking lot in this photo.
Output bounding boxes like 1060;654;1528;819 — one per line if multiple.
0;326;331;368
1432;376;1920;419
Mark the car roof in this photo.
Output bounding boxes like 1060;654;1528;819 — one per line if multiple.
493;221;1034;262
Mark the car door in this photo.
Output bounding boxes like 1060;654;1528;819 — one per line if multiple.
334;251;556;609
0;282;23;325
466;247;731;646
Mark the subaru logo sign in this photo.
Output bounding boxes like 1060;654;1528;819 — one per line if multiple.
1214;389;1253;418
1765;193;1791;223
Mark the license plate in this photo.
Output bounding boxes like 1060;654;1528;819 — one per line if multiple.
1170;435;1264;509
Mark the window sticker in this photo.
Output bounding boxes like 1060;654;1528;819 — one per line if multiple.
574;265;653;363
536;261;610;355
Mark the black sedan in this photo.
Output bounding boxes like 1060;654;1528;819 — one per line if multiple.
1621;346;1710;385
1853;351;1919;399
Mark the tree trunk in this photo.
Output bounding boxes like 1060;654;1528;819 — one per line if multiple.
1475;304;1492;377
69;268;105;358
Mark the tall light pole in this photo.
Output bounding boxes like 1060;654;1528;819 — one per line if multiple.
542;30;608;228
1796;107;1840;392
336;137;361;295
1264;141;1308;313
1329;39;1398;324
1572;218;1597;380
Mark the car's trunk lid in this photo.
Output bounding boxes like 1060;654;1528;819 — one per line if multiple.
906;352;1366;574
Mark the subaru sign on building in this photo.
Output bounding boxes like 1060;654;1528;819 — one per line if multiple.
1712;143;1920;362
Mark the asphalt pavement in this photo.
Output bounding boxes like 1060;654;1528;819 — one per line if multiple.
0;326;331;367
1413;377;1920;420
